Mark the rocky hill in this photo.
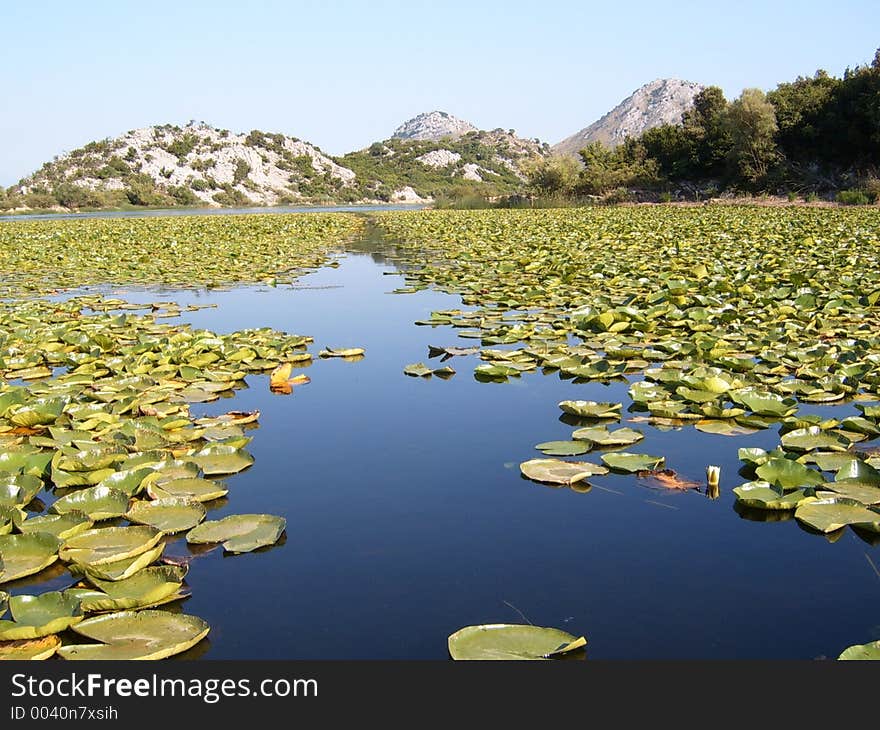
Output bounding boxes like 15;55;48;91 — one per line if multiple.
339;124;550;202
392;111;477;141
553;79;704;156
11;122;361;208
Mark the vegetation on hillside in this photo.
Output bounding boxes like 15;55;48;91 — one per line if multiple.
525;49;880;204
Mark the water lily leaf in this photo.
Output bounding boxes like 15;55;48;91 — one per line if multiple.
795;498;880;533
571;426;644;446
801;452;861;472
8;397;66;428
51;485;130;521
519;458;608;485
60;526;163;566
0;506;23;535
738;448;769;465
191;445;254;475
835;459;880;485
558;401;621;419
733;481;816;510
57;610;209;660
780;426;849;453
147;478;228;503
19;511;93;540
73;565;187;612
0;591;82;641
755;457;826;490
96;467;154;497
0;474;44;507
0;634;61;660
0;532;62;583
694;420;758;436
74;543;165;582
601;452;665;472
319;347;365;358
448;624;586;660
186;513;285;553
839;641;880;660
126;498;206;533
535;440;590;456
729;389;797;417
0;591;6;616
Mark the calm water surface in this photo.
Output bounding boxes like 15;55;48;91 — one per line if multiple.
17;232;880;659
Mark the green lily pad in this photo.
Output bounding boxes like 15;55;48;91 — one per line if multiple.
601;452;665;472
839;641;880;660
73;543;165;582
571;426;644;446
0;474;44;507
794;498;880;533
535;440;591;456
732;481;816;510
0;591;83;641
126;498;206;534
60;526;163;566
519;458;608;485
558;401;621;419
448;624;586;660
50;485;130;521
72;565;187;612
191;445;254;476
780;426;849;453
57;610;210;660
694;420;759;436
729;389;797;417
147;478;228;503
19;511;93;540
0;532;62;584
186;514;286;553
755;457;826;490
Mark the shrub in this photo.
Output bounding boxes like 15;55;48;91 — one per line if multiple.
233;159;251;184
836;188;872;205
167;185;199;206
190;178;209;191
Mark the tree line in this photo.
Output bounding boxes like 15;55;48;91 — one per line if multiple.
526;49;880;203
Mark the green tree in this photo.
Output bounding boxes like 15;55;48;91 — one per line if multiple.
523;155;579;195
725;88;780;187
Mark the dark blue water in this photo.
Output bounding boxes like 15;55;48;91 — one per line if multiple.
13;243;880;659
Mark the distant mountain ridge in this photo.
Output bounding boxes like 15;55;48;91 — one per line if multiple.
392;111;477;141
553;78;705;157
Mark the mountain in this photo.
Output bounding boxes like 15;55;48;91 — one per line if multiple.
339;126;550;202
392;111;477;141
553;79;705;157
13;122;359;208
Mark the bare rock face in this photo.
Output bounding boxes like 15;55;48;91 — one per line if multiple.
392;111;477;141
553;79;705;156
416;149;462;168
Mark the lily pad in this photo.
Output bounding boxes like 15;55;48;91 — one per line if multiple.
601;452;665;473
571;426;644;446
0;474;44;508
535;440;591;456
19;511;93;540
191;445;254;476
126;498;206;534
147;478;228;503
755;457;826;490
780;426;849;453
0;532;62;584
50;485;130;521
733;481;816;510
57;610;210;660
72;565;187;612
558;401;621;419
838;641;880;660
794;498;880;533
448;624;586;660
0;635;61;660
60;526;163;566
0;591;83;641
186;514;286;553
74;543;165;582
319;347;365;358
519;458;608;485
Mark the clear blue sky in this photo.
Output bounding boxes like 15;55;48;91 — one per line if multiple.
1;0;876;185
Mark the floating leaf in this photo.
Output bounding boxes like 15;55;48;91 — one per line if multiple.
519;458;608;485
319;347;365;358
74;543;165;582
838;641;880;660
0;635;61;660
186;513;285;553
147;478;228;503
0;591;82;641
780;426;849;453
733;481;816;510
448;624;586;660
72;565;187;612
755;457;826;490
534;440;590;456
191;445;254;476
636;469;700;490
60;526;163;566
19;511;93;540
126;498;206;534
601;452;665;473
50;485;130;521
57;610;209;660
794;498;880;533
0;532;62;584
558;401;621;419
571;426;644;446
